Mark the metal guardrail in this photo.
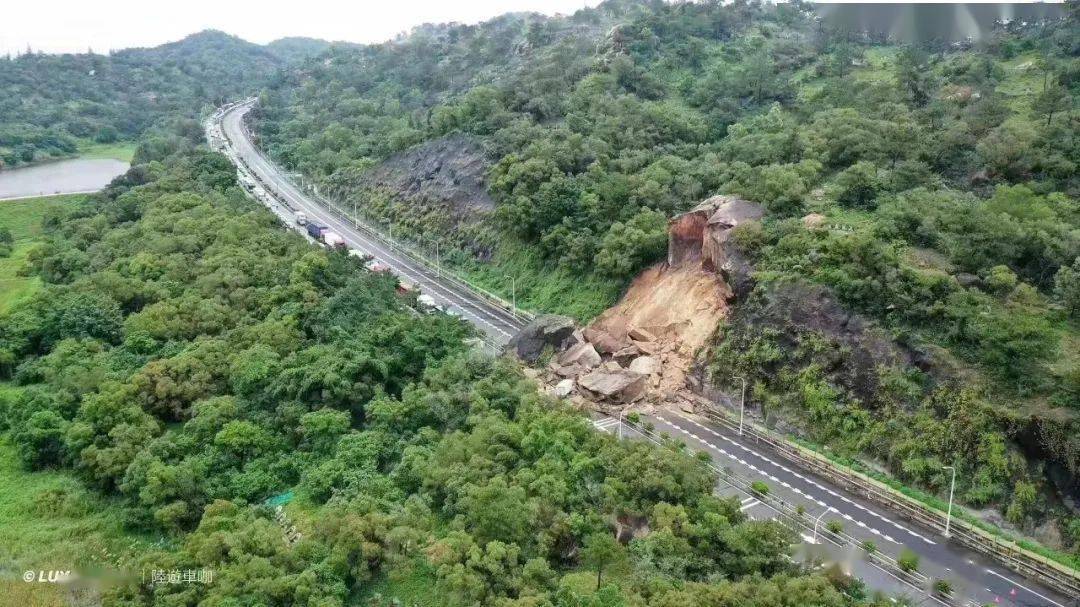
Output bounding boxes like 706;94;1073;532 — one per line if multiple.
689;394;1080;600
621;417;949;605
311;192;534;327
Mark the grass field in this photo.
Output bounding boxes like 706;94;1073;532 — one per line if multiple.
76;141;137;163
355;563;442;607
0;194;84;312
0;382;165;603
0;434;164;573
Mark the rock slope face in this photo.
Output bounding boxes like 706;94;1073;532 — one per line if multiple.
361;133;495;213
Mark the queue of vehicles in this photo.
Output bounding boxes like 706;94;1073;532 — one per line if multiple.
235;154;460;319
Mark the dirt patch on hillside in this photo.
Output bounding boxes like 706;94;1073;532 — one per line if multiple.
591;263;732;357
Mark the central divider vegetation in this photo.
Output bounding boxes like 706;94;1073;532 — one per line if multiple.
0;138;905;606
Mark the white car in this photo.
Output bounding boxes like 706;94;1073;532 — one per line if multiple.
295;212;308;226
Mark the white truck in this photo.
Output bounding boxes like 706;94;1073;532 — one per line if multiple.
322;231;346;249
417;294;440;313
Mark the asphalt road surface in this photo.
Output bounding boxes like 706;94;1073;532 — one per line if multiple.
592;408;1070;607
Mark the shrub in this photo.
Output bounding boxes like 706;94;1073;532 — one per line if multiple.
897;548;920;573
750;480;770;496
984;265;1017;295
834;161;881;209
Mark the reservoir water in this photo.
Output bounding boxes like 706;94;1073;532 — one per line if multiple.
0;158;130;200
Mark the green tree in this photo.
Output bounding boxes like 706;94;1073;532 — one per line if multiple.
1031;83;1071;126
580;532;625;590
834;161;881;208
1054;258;1080;318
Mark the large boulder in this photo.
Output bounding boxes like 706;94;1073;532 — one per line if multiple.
554;379;575;398
628;356;661;376
578;370;647;403
612;344;641;366
583;327;624;354
558;341;602;369
627;326;657;343
507;314;577;363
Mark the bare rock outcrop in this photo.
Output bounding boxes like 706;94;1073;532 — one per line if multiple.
668;195;763;271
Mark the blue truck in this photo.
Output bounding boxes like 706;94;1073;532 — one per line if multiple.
305;222;328;240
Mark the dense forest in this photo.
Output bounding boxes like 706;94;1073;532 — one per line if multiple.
0;127;910;606
0;31;330;168
251;0;1080;554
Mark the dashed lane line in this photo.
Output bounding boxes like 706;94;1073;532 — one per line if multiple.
983;569;1065;607
657;413;910;546
667;412;937;546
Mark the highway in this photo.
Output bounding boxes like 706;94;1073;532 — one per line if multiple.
213;100;527;348
593;407;1070;607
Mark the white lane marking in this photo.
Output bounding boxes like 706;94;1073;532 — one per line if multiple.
740;499;760;512
984;569;1064;607
659;413;931;546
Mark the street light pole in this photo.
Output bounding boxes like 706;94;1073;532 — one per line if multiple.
618;409;624;440
943;465;956;538
504;275;516;315
734;376;746;436
434;241;440;277
813;506;836;544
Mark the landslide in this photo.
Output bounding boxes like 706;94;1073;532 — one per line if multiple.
536;195;760;408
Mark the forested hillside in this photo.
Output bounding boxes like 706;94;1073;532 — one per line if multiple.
0;30;327;168
252;0;1080;554
0;123;912;606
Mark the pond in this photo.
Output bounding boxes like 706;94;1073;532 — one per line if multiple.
0;158;130;200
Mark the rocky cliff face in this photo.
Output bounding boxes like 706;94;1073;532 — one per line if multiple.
668;195;764;271
360;133;494;214
333;133;498;259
